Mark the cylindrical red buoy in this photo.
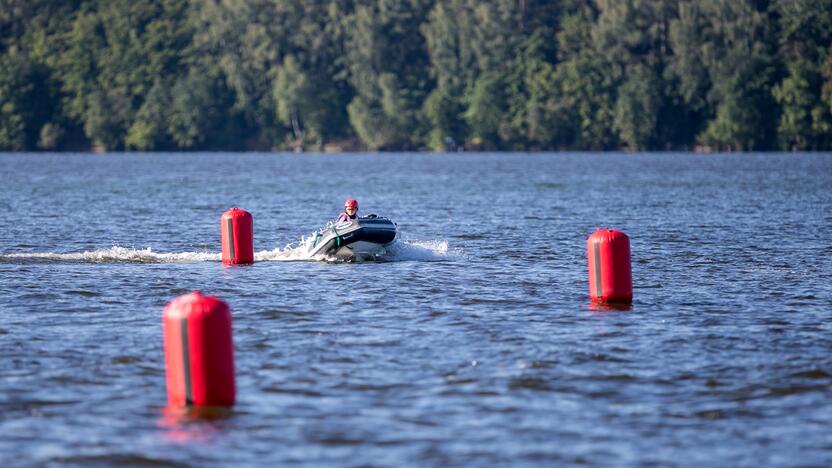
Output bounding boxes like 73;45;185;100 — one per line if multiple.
163;291;235;407
221;208;253;265
587;229;632;304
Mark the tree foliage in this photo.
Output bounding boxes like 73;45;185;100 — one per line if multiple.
1;0;831;151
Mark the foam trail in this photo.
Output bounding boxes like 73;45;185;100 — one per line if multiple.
0;237;457;264
254;246;319;262
382;239;458;262
0;246;220;264
254;232;325;262
254;239;456;263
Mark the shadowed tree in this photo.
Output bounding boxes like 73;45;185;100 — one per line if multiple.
552;51;618;150
273;54;339;147
670;0;777;150
614;63;661;150
53;0;194;149
464;72;508;149
421;0;474;149
0;54;59;150
593;0;678;149
3;0;832;151
126;80;171;150
345;0;433;149
772;0;832;150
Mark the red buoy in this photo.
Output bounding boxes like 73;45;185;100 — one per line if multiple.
587;229;632;304
163;291;235;407
221;208;253;265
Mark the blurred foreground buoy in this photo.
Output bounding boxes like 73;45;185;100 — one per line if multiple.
163;291;235;408
221;208;253;265
587;229;632;305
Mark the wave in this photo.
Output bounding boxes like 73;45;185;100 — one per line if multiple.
256;237;457;263
383;239;457;262
0;239;458;264
0;246;220;264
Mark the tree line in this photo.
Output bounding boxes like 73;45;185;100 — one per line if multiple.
1;0;831;152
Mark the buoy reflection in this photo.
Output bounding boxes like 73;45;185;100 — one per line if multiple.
158;405;234;444
586;301;632;314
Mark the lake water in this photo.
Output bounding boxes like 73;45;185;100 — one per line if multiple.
1;152;830;466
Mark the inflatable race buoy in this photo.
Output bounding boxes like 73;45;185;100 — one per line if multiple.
587;229;632;305
163;291;235;407
221;208;253;265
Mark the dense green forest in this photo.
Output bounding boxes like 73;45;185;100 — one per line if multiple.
1;0;831;152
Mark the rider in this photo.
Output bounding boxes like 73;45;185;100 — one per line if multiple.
336;198;359;223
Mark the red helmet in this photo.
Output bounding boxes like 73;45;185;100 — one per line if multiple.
344;198;358;209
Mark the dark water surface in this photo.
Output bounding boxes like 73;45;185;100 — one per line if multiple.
1;152;830;466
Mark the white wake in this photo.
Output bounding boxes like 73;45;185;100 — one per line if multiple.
0;239;457;264
0;246;220;263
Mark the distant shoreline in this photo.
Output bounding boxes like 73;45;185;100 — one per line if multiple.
3;2;832;153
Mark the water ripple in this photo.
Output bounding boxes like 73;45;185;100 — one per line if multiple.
0;152;830;466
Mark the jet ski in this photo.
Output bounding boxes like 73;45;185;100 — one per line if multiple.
306;215;397;260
